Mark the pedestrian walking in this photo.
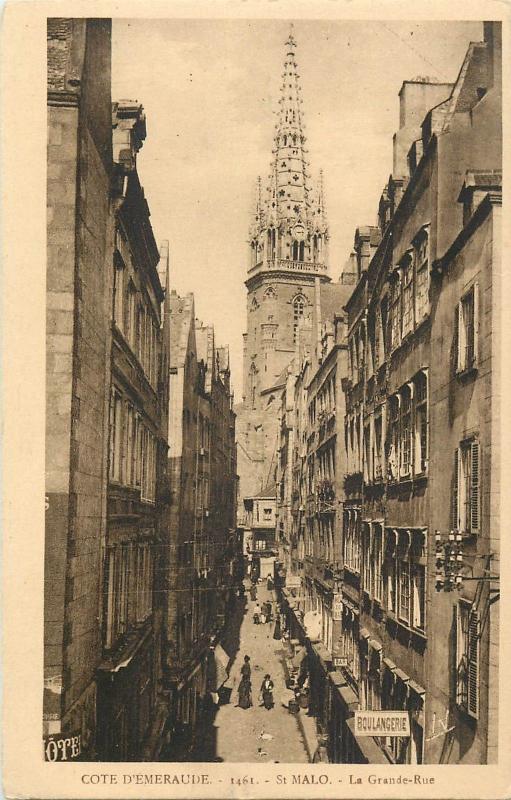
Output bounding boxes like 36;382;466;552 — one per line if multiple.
273;615;281;640
259;674;274;710
253;602;261;624
241;655;251;680
267;575;274;591
249;584;257;601
237;676;253;710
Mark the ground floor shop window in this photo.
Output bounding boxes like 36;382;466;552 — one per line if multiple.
408;692;425;764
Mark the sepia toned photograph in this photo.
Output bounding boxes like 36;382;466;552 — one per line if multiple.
42;11;502;774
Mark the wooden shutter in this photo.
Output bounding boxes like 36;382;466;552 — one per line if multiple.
455;603;463;705
454;303;461;373
467;608;480;718
473;282;480;368
451;449;459;530
470;441;480;533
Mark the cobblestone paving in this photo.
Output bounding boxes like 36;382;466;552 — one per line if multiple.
211;583;310;763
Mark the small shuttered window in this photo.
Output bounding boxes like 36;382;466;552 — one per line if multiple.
455;284;480;374
456;601;480;719
452;440;480;534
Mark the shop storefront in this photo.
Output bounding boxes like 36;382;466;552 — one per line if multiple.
96;629;157;761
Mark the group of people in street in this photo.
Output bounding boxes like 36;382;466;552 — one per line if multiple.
237;656;275;711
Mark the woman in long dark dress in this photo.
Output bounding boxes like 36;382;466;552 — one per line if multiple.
273;616;281;640
260;675;274;710
238;677;252;709
241;655;251;680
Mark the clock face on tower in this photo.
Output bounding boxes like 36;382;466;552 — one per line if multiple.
292;222;305;241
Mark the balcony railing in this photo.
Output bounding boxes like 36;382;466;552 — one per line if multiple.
248;258;327;276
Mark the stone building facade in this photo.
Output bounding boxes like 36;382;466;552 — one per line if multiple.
45;18;113;759
46;21;171;761
96;101;170;761
340;22;501;764
163;293;237;758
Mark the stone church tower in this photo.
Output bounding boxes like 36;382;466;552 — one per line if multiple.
236;27;331;504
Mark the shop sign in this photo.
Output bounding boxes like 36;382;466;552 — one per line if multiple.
354;710;410;737
333;656;348;668
332;593;342;621
44;733;82;761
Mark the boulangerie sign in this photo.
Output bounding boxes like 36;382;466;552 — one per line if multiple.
354;711;410;737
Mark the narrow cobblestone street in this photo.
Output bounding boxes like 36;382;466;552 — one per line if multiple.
194;582;313;763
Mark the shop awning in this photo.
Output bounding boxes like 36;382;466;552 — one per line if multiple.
311;642;333;671
303;610;322;642
205;644;229;692
368;638;382;652
346;718;391;764
408;679;426;697
98;626;151;673
328;673;360;711
394;668;410;684
383;657;397;672
359;627;370;640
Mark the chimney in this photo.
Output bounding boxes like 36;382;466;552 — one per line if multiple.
484;21;502;90
393;79;453;177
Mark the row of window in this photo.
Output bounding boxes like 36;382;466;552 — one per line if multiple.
387;370;428;481
104;541;154;651
113;254;160;389
302;515;336;562
345;369;428;483
343;513;426;633
249;232;324;267
109;391;157;502
347;228;430;385
309;369;337;428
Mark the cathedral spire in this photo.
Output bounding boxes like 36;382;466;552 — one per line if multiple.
247;24;329;275
270;23;310;227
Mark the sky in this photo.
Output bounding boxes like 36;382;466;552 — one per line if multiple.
112;19;482;399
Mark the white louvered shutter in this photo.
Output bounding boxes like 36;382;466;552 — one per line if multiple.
470;441;480;534
454;303;462;373
452;449;459;530
473;282;480;368
467;609;480;718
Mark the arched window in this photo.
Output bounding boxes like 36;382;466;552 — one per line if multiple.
267;227;276;260
263;286;276;301
299;241;305;261
293;295;306;343
292;240;299;260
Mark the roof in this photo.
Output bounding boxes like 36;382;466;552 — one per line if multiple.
252;489;276;499
458;169;502;200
